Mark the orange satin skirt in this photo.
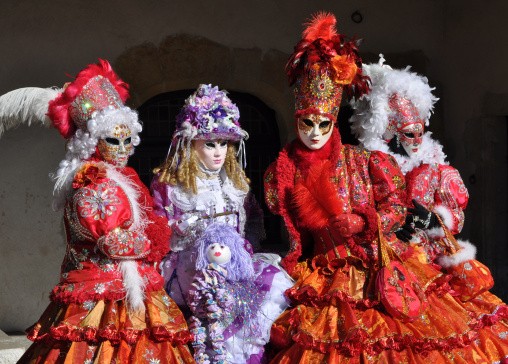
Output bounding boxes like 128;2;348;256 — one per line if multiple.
19;290;194;363
270;255;508;364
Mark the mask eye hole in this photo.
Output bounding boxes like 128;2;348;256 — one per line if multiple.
404;133;415;138
210;245;215;250
219;141;227;147
319;121;331;128
302;119;314;127
105;137;120;145
205;142;215;148
124;137;132;145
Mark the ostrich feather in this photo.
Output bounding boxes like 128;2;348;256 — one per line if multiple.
118;260;146;312
0;87;60;138
292;160;343;229
302;12;338;42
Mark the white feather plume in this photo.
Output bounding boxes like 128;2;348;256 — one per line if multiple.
350;55;438;148
0;87;61;138
118;260;146;311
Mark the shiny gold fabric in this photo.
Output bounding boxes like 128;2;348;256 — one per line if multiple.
19;290;194;363
270;256;508;363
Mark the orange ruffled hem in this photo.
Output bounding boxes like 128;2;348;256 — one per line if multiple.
270;257;508;363
21;289;194;363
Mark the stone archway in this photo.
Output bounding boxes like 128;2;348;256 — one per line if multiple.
113;34;295;145
114;35;293;248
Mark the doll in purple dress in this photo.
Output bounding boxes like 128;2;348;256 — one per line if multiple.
189;223;278;364
151;84;293;363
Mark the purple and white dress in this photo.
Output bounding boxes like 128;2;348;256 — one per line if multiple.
151;169;293;363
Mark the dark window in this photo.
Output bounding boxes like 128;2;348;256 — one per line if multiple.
129;90;282;248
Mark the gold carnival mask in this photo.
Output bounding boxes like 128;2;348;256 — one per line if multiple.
97;124;133;167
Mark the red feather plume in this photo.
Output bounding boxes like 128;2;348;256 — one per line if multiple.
47;59;129;139
302;12;337;42
285;12;370;100
292;160;344;230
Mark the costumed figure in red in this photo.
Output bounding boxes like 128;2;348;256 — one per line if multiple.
0;60;194;363
264;13;508;363
349;55;508;360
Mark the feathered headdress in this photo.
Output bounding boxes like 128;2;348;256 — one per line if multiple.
47;59;130;139
46;60;141;209
349;55;438;151
287;12;370;120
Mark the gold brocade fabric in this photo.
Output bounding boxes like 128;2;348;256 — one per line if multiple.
270;256;508;364
19;290;194;364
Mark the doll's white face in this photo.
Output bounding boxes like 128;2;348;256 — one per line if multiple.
398;122;424;156
97;124;134;167
206;243;231;265
206;243;232;266
297;114;334;150
194;139;228;171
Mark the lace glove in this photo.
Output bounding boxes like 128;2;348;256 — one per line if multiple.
328;213;365;238
395;214;416;243
408;199;438;230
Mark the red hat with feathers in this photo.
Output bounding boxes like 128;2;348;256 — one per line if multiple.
47;59;130;139
287;12;370;121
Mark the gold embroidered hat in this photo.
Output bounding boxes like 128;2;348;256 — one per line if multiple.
287;12;369;121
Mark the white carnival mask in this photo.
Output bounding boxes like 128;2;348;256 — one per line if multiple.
206;242;232;266
97;124;134;167
297;114;334;150
397;122;424;156
193;139;228;171
386;94;425;157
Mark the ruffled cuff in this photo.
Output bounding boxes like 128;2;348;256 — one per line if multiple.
427;204;454;238
437;239;476;268
97;228;151;260
352;205;377;242
145;213;171;265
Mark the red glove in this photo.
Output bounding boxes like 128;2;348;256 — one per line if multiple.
328;214;365;238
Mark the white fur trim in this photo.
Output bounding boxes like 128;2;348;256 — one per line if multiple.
389;133;447;174
426;226;445;239
437;239;476;268
357;130;447;175
118;260;146;311
434;204;454;230
106;165;148;231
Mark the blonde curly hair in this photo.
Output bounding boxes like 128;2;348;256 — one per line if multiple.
154;141;249;194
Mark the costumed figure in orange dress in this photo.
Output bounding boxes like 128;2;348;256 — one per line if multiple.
349;55;508;355
264;13;508;363
0;60;194;363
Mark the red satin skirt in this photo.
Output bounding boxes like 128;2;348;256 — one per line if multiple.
19;290;194;363
270;255;508;364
